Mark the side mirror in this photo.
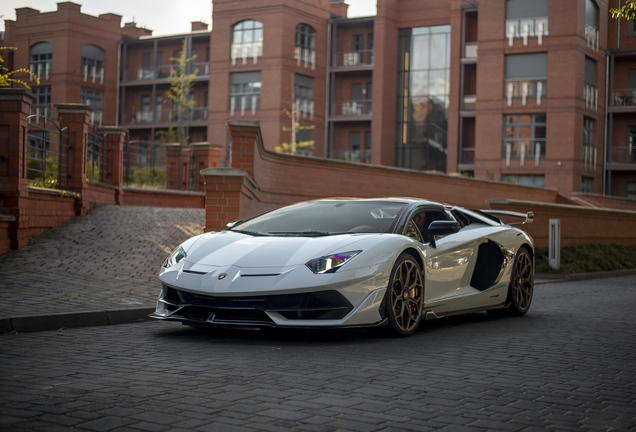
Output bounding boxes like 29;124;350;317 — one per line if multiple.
226;220;245;228
427;220;461;248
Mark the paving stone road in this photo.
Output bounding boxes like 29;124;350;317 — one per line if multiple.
1;275;635;432
0;205;205;320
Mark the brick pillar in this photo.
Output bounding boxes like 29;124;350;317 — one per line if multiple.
164;143;192;190
54;103;92;215
228;121;260;179
201;168;253;232
102;126;127;204
0;88;34;250
190;143;222;191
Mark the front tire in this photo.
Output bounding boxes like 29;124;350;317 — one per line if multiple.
385;253;424;337
489;247;533;317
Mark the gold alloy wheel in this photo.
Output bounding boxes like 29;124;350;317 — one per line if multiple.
387;255;424;336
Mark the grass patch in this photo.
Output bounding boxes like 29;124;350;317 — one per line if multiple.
535;243;636;274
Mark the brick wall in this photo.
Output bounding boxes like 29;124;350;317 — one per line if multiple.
489;200;636;249
202;121;636;251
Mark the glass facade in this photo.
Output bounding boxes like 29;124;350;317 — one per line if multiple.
396;25;451;172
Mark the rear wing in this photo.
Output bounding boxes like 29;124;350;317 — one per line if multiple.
481;210;534;225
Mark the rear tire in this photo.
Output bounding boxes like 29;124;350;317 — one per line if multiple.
488;247;533;317
385;253;424;337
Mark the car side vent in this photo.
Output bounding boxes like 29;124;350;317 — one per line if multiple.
470;240;504;291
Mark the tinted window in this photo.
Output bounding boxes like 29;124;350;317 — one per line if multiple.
231;201;408;236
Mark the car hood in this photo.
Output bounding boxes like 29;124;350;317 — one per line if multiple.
182;231;378;269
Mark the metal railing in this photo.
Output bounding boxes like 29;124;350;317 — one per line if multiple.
584;84;598;111
611;89;636;107
582;144;597;170
123;140;168;189
123;107;208;125
504;141;545;167
332;100;372;117
231;42;263;65
585;23;599;52
608;146;636;165
86;127;108;183
335;149;372;164
124;62;210;81
505;79;546;106
505;17;548;46
460;147;475;165
30;61;51;81
333;50;374;67
294;47;316;69
26;114;69;188
83;64;104;84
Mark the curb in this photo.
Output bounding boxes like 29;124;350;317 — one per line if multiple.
0;307;154;334
535;268;636;285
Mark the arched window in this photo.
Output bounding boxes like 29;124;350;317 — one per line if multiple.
231;20;263;65
30;42;53;81
295;24;316;69
81;45;105;84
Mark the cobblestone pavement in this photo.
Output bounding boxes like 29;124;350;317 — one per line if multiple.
1;275;635;431
0;205;204;319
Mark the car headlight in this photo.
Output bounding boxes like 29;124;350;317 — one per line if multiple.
305;251;361;274
163;246;187;268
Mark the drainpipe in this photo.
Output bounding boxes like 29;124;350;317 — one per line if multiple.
603;52;609;195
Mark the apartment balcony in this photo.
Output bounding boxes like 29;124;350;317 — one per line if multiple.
607;146;636;168
123;107;208;127
505;79;546;106
330;100;372;120
505;17;548;46
122;62;210;83
610;89;636;112
332;50;374;70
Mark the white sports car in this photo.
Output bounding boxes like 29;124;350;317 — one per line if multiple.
151;198;534;336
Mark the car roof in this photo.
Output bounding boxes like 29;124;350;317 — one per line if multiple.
312;197;441;206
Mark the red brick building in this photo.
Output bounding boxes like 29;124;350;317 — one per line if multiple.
2;0;635;198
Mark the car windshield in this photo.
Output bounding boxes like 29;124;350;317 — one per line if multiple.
229;200;408;237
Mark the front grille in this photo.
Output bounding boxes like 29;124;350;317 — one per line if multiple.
161;286;353;324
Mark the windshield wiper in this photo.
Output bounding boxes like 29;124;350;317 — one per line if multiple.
268;230;352;237
231;229;266;236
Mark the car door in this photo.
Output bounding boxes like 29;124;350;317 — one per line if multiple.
403;207;481;305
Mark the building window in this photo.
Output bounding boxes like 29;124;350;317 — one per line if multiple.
581;176;594;193
585;0;599;50
80;88;104;125
30;86;51;119
81;45;105;85
627;182;636;199
501;175;545;188
583;117;596;170
503;114;546;165
505;0;548;45
295;24;316;69
231;20;263;65
505;53;547;106
396;25;451;172
295;74;314;120
30;42;52;81
584;57;598;111
230;71;261;116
